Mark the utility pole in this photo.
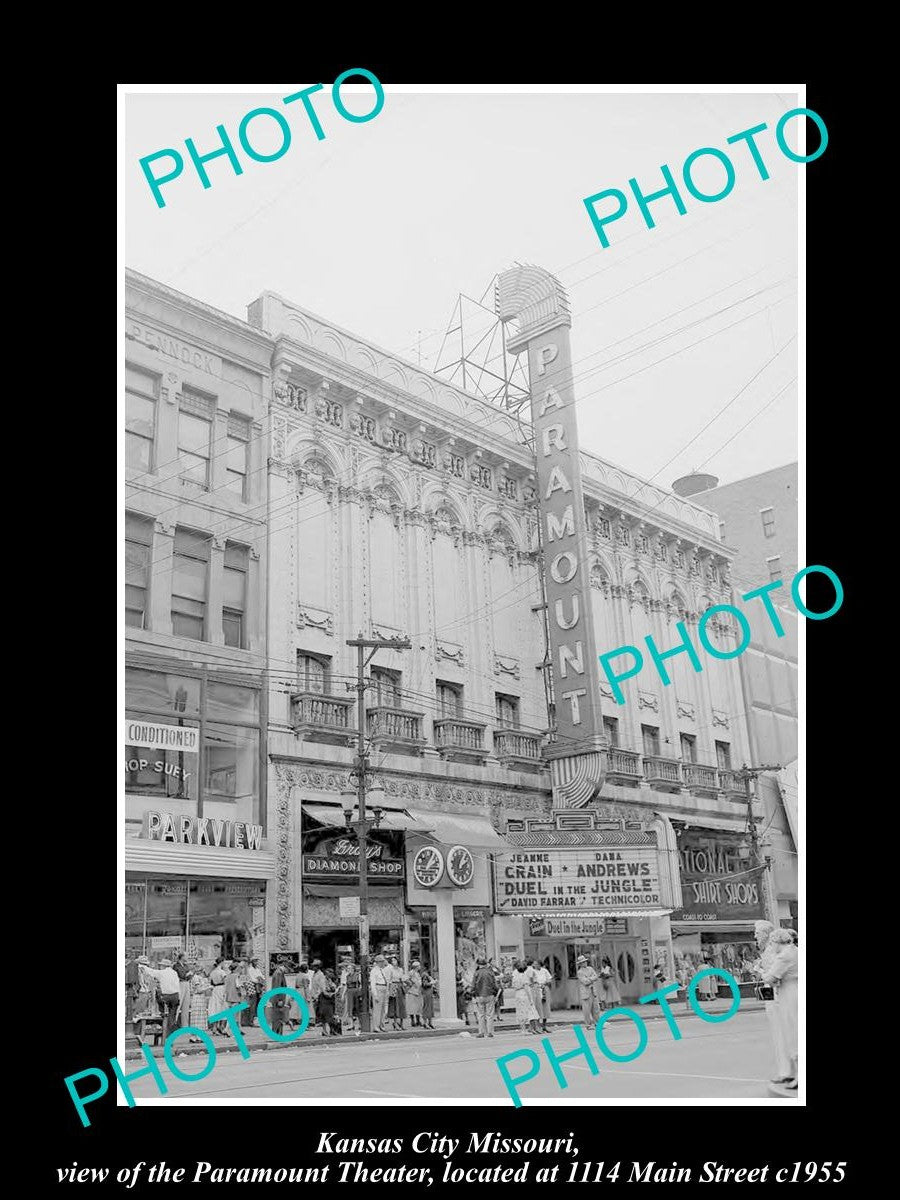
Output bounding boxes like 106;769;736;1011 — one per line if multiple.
738;762;781;925
346;634;411;1032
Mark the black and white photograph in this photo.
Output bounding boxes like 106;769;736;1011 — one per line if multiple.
59;74;862;1190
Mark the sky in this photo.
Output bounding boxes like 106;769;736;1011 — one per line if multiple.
123;88;800;490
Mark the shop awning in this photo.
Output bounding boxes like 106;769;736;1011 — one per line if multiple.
672;814;749;833
302;883;404;899
671;919;756;929
301;803;429;833
406;809;511;849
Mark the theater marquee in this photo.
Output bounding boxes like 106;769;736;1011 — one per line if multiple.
494;847;663;914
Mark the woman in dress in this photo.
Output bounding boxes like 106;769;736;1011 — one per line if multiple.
188;967;212;1041
317;968;338;1036
421;968;436;1029
132;954;162;1041
528;959;544;1027
208;959;230;1036
406;960;424;1028
751;921;792;1083
511;959;539;1035
761;927;799;1088
599;956;622;1009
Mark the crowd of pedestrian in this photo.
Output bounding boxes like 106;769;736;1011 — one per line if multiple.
127;952;271;1044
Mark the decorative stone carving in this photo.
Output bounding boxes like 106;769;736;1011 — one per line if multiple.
470;464;493;490
411;439;436;468
712;709;730;729
590;566;611;597
271;415;288;460
595;515;612;541
676;701;696;720
443;452;465;478
498;475;517;501
297;605;334;635
435;639;465;666
636;533;650;555
381;427;408;454
493;655;521;680
616;523;631;547
314;397;343;427
673;548;686;571
638;690;659;712
349;412;376;442
273;380;308;413
599;683;614;699
655;539;668;563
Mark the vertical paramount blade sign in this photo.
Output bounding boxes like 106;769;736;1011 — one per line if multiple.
496;265;607;808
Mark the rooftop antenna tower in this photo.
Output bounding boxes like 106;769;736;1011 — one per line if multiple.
432;273;531;413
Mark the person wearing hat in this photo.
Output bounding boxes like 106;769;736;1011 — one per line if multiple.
751;920;792;1085
510;959;540;1035
309;959;328;1027
761;928;799;1089
471;957;501;1038
369;954;390;1031
140;957;182;1038
405;960;423;1028
208;958;230;1036
576;955;600;1028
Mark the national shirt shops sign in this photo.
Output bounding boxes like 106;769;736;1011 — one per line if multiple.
670;828;766;922
494;848;662;914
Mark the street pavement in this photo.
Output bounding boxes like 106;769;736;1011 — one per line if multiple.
131;1009;782;1102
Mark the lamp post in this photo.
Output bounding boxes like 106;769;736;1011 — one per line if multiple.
340;779;385;1032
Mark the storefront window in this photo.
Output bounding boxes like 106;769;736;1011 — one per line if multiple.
203;721;259;825
125;874;264;968
126;667;200;716
206;681;259;723
454;912;487;981
672;928;758;986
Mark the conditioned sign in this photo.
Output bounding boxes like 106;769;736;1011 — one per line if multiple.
495;848;661;913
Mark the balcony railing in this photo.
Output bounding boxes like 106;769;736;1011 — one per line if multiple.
606;747;642;782
642;755;682;788
366;705;426;750
291;691;355;743
493;728;544;764
682;762;720;794
434;716;486;757
718;768;745;797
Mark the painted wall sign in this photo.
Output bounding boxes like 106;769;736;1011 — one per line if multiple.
412;845;444;887
126;321;222;376
142;810;263;850
125;721;199;753
445;845;475;888
670;828;765;923
494;848;662;914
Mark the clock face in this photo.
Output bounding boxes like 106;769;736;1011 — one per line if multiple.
413;845;444;887
446;844;475;887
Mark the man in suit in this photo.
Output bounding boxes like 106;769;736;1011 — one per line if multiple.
369;954;390;1031
576;955;600;1027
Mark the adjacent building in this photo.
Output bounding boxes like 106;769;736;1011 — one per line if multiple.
124;271;274;967
672;464;799;925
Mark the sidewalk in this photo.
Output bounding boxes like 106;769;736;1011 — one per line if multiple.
126;996;760;1060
